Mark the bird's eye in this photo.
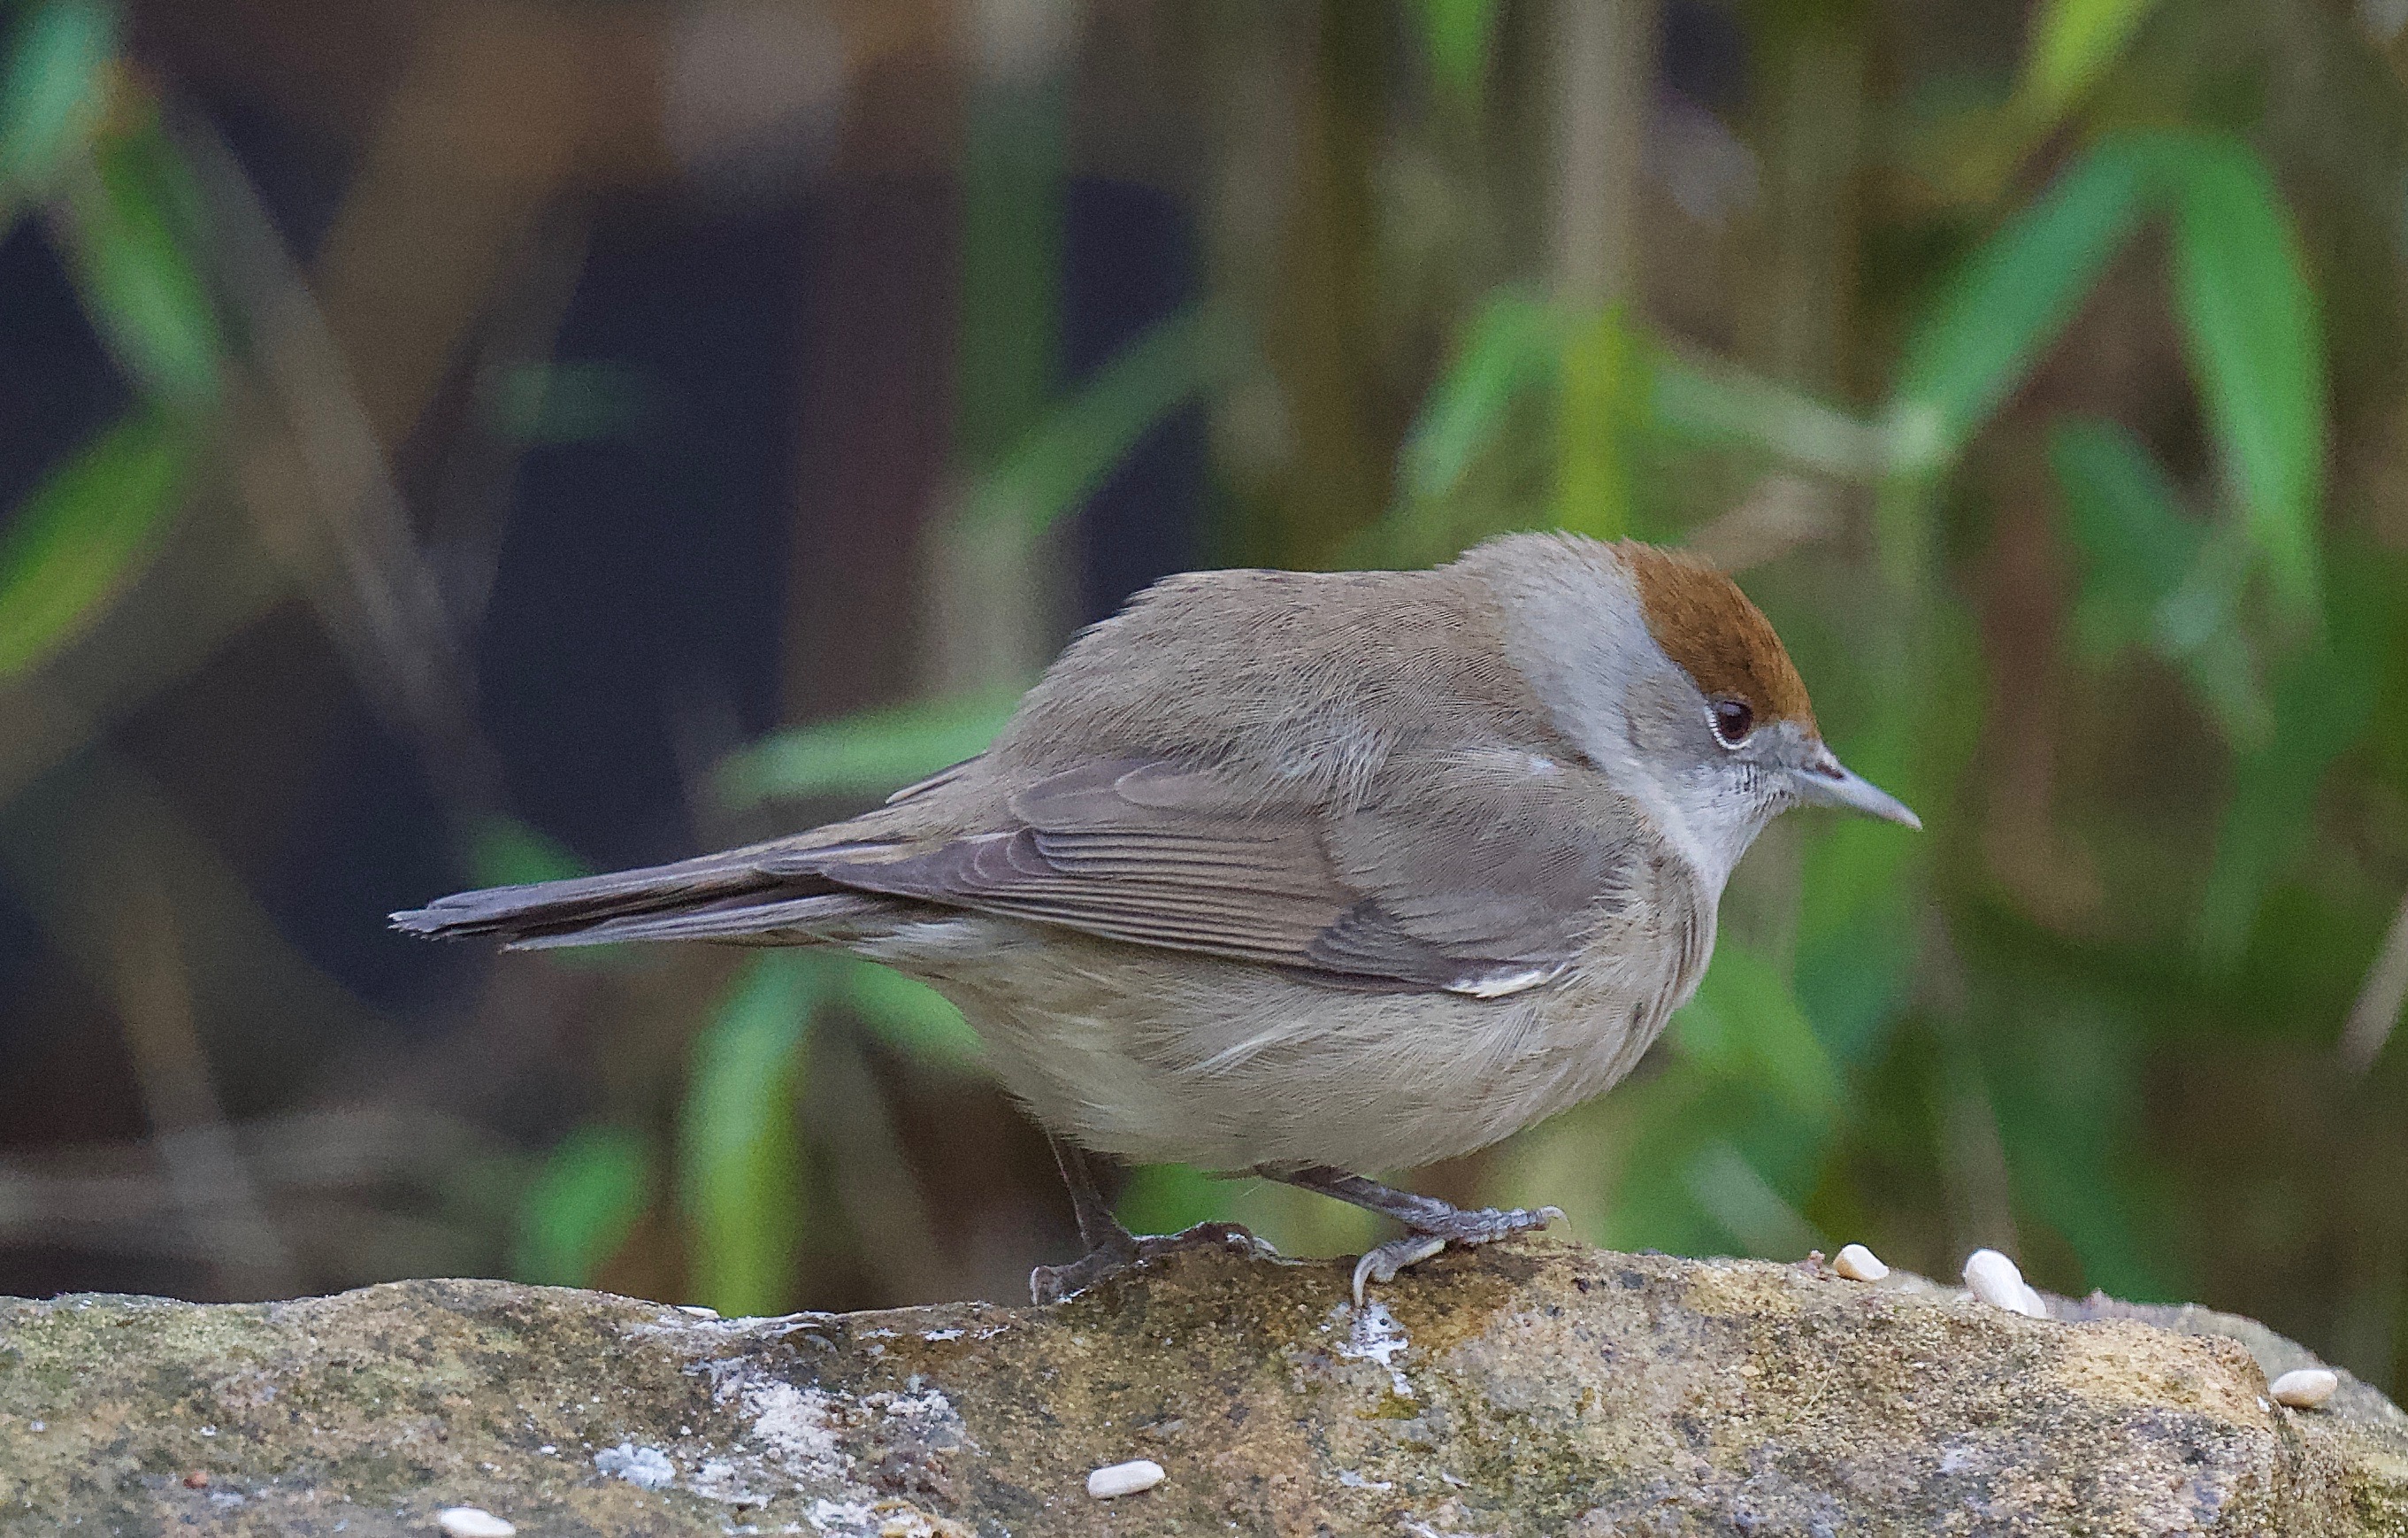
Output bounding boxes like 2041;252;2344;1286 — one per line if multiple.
1709;698;1755;748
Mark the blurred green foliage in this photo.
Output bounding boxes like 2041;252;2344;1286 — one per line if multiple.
0;0;217;678
679;953;818;1317
703;0;2382;1330
0;405;183;673
394;0;2404;1341
716;689;1021;812
512;1124;651;1288
5;0;2405;1388
648;53;2351;1311
0;0;110;216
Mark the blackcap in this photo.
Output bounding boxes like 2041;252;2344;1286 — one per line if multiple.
395;534;1918;1303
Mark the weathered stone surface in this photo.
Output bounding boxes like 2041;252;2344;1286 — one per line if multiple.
2;1238;2403;1535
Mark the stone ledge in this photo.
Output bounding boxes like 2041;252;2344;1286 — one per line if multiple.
1;1239;2404;1534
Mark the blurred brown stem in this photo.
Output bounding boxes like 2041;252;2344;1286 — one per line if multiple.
2342;888;2408;1072
0;1106;497;1271
1755;18;1864;388
1933;1022;2019;1264
111;879;301;1301
806;1026;962;1304
1686;475;1837;573
182;116;504;814
1549;0;1660;308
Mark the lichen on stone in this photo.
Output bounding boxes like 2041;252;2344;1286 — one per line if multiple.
0;1241;2402;1534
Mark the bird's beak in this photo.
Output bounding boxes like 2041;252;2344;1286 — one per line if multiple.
1791;743;1921;830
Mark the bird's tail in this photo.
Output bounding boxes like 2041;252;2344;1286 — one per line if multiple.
390;846;904;951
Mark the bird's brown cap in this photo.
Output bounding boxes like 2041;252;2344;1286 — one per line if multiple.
1619;542;1816;734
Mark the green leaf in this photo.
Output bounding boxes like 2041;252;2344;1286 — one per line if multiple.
1890;135;2159;470
2021;0;2162;122
679;953;825;1316
961;302;1249;540
0;407;185;674
2051;423;2275;743
1588;1069;1774;1257
512;1125;651;1288
2050;417;2198;656
458;815;630;971
1409;0;1499;114
1398;289;1561;506
1682;1140;1824;1259
56;120;223;411
2159;529;2274;746
2165;136;2324;619
714;688;1019;810
2197;632;2375;965
1786;596;1978;1070
956;75;1064;472
464;814;590;890
1553;305;1644;539
840;958;985;1072
1650;350;1892;481
1790;697;1924;1067
1673;941;1843;1122
1982;1001;2188;1301
0;0;113;221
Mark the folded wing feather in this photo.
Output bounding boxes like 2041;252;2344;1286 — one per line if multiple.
396;752;1643;996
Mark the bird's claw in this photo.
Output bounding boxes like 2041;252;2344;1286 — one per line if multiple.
1030;1220;1277;1304
1352;1234;1446;1307
1348;1203;1567;1306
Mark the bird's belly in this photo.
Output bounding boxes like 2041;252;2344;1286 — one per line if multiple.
855;916;1677;1173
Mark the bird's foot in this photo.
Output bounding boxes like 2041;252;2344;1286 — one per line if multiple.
1030;1221;1277;1305
1350;1203;1565;1307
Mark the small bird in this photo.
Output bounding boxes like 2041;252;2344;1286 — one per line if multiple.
395;534;1917;1304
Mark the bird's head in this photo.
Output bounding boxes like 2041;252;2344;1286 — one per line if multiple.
1617;540;1920;834
1465;533;1918;894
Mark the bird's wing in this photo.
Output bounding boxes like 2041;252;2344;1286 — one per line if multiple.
763;751;1642;992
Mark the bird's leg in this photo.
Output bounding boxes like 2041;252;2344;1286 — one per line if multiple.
1054;1135;1132;1254
1027;1136;1276;1305
1267;1165;1565;1306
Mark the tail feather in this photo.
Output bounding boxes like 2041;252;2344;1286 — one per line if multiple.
391;844;832;948
498;893;901;950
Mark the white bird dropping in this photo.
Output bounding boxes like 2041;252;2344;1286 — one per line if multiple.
1962;1249;2047;1318
436;1509;518;1538
2270;1368;2338;1409
1833;1243;1889;1281
1085;1457;1167;1499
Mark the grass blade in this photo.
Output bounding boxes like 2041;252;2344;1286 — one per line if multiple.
1553;306;1642;539
715;687;1020;810
961;302;1248;540
0;407;186;675
2050;416;2198;658
2194;650;2353;965
1890;135;2158;470
2166;135;2324;619
0;0;112;221
54;119;223;411
1410;0;1500;115
2022;0;2162;121
679;953;825;1316
840;959;985;1072
1398;288;1561;506
513;1126;651;1288
1672;941;1842;1122
464;813;590;889
1651;350;1891;481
